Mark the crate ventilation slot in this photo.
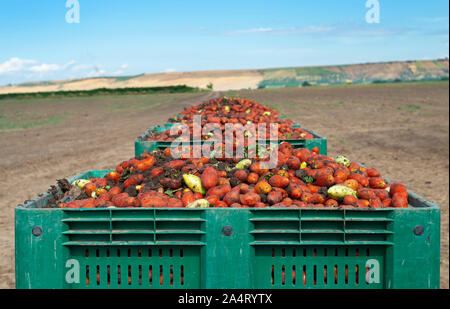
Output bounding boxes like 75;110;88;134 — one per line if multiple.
250;209;393;245
62;209;206;246
70;246;199;288
254;246;385;289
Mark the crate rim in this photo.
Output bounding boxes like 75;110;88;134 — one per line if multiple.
136;123;326;142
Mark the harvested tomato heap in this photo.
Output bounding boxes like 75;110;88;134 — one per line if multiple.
146;97;314;141
55;143;408;209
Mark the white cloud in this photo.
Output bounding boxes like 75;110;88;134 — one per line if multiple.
281;25;335;34
225;25;335;35
0;57;111;85
415;17;449;23
0;58;77;75
226;27;273;35
63;60;76;68
164;68;176;73
246;47;315;55
224;23;412;37
85;66;105;77
29;63;61;73
110;64;131;76
0;57;38;74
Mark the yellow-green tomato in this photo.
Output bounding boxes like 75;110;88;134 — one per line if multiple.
183;174;206;195
235;159;252;170
335;155;351;167
327;185;358;201
72;179;91;189
186;199;210;208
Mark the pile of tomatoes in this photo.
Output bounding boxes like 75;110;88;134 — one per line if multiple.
57;143;408;209
146;97;314;142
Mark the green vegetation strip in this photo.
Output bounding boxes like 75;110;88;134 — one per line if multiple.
0;85;204;100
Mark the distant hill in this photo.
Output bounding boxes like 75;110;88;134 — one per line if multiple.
0;59;448;94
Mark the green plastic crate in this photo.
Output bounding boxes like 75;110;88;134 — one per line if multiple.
135;124;327;157
15;170;440;289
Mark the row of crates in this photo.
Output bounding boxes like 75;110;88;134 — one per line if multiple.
15;120;441;289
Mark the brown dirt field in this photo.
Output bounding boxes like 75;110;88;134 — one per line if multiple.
0;82;448;288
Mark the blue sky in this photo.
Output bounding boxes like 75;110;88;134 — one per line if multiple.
0;0;448;85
